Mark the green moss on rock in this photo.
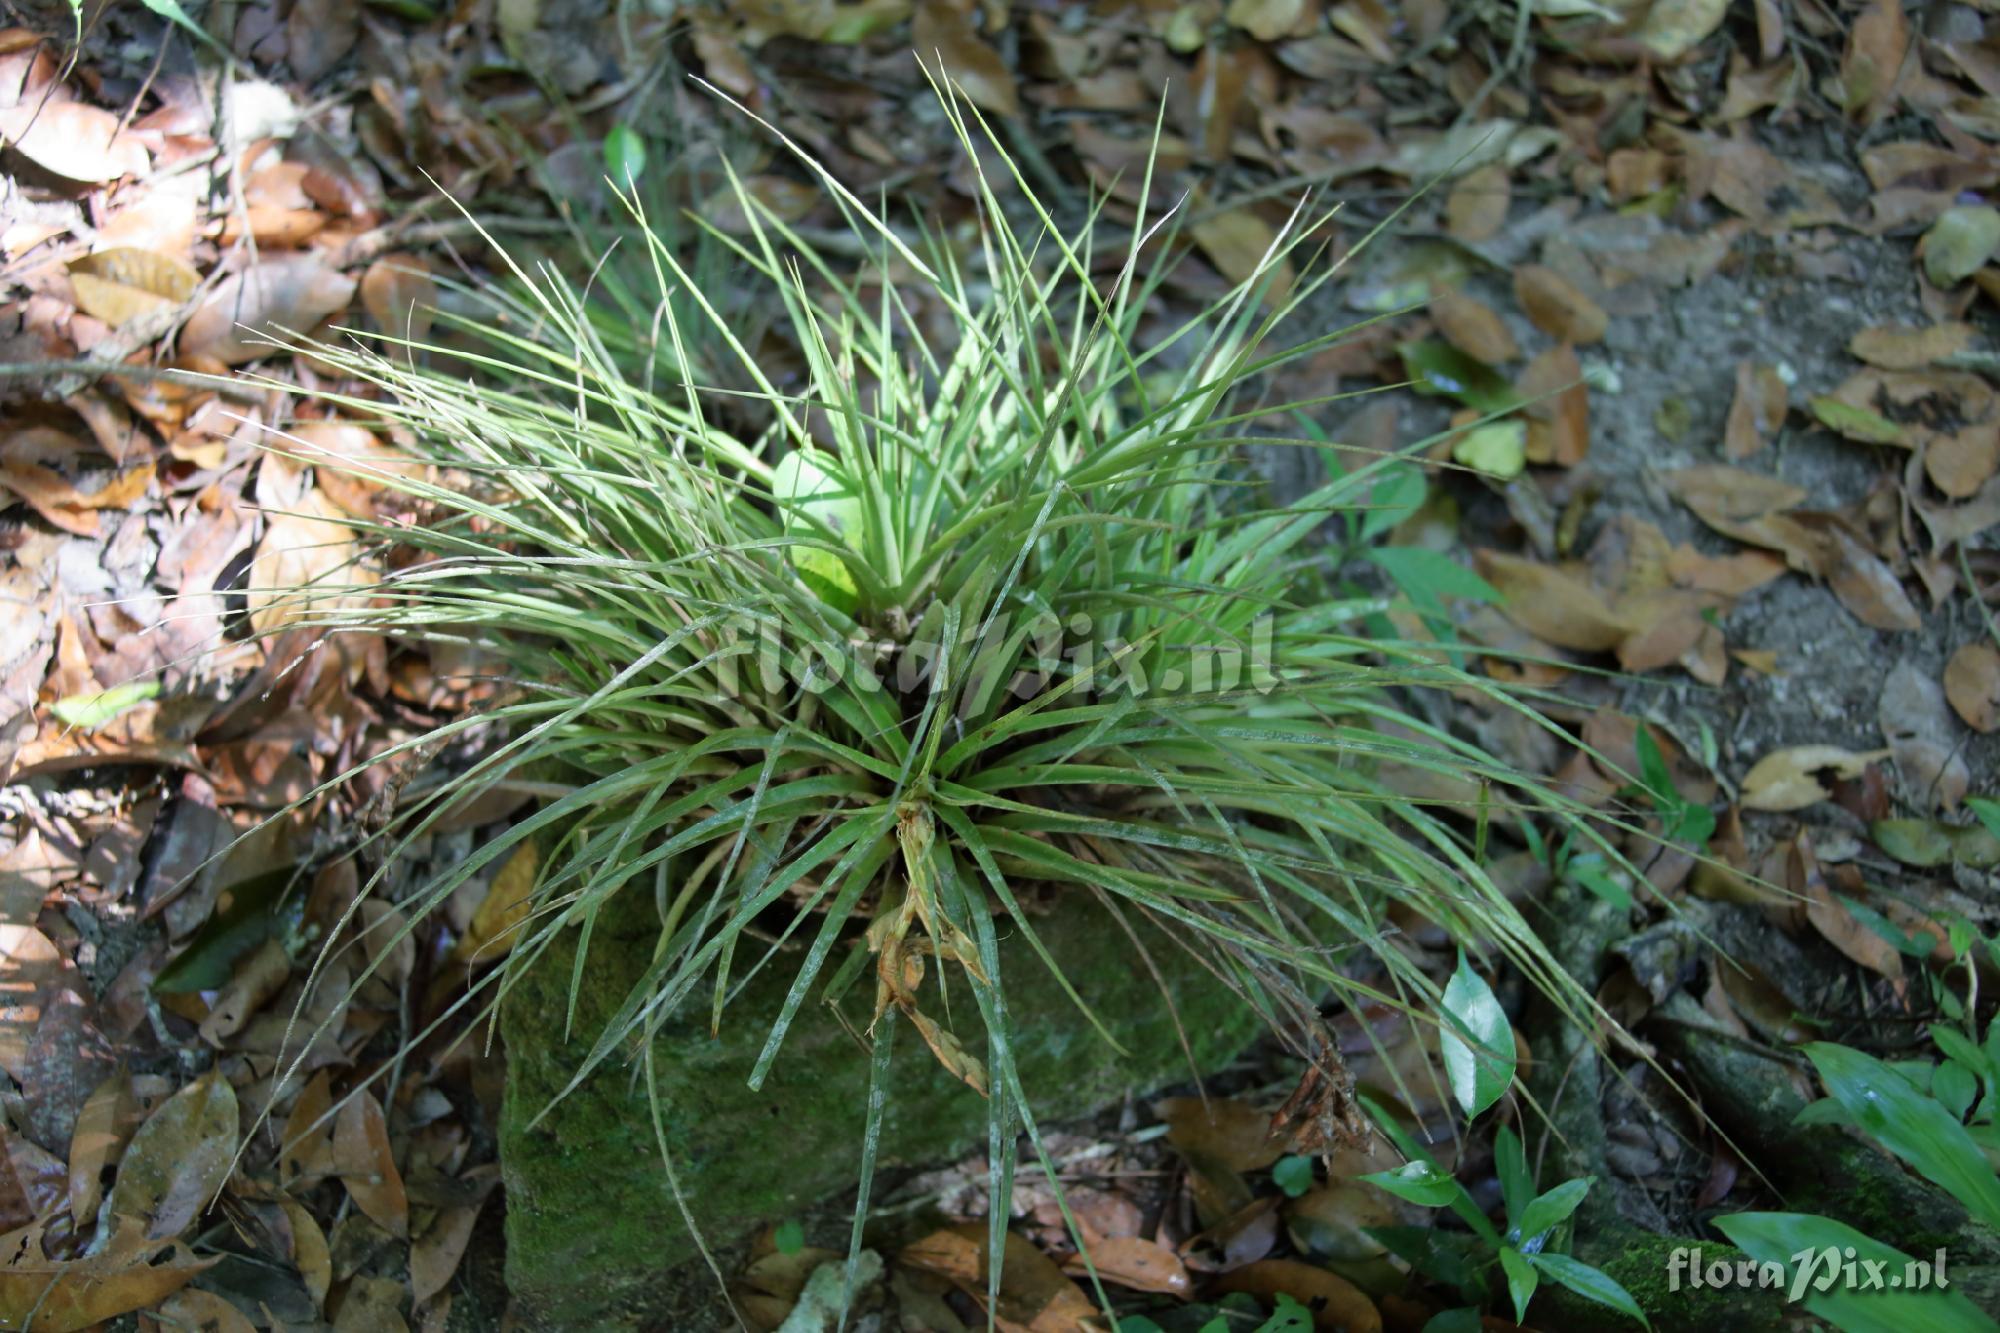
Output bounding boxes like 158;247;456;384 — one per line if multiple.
500;890;1265;1327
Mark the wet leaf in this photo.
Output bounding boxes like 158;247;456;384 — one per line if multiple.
1945;642;2000;733
334;1092;407;1237
1439;950;1513;1118
1513;265;1607;345
1922;206;2000;289
105;1071;237;1240
180;256;356;365
1741;745;1888;812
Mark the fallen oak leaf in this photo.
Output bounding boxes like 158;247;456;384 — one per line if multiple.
103;1071;236;1241
0;1219;213;1332
1724;361;1788;459
1473;550;1632;651
1741;745;1889;812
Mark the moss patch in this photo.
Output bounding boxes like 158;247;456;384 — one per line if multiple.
500;890;1265;1327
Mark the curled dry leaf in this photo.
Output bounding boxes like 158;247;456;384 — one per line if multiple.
1944;642;2000;733
196;937;289;1046
1430;290;1518;365
281;1069;336;1183
104;1071;237;1241
334;1091;407;1237
180;255;356;365
901;1226;1095;1330
1513;264;1607;344
1798;842;1902;981
1742;745;1889;812
0;99;147;182
1473;550;1631;651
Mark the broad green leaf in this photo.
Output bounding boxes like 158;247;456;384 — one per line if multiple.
1804;1042;2000;1230
1439;950;1514;1118
1565;853;1633;911
1516;1176;1592;1241
51;679;159;729
1493;1126;1532;1229
1967;796;2000;842
1498;1245;1538;1324
1368;547;1500;605
1399;340;1519;414
1271;1154;1314;1198
604;125;647;188
1924;206;2000;288
1809;395;1905;447
1935;1061;1979;1120
773;1218;804;1254
1420;1310;1482;1333
1715;1211;1997;1333
1362;1159;1464;1208
1357;462;1428;541
1451;420;1526;480
1524;1251;1648;1328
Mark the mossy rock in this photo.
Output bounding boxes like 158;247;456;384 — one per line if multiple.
500;889;1265;1327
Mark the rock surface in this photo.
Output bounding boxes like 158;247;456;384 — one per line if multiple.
500;887;1265;1327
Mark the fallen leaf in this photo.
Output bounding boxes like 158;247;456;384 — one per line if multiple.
1452;420;1526;479
280;1197;331;1311
1637;0;1729;61
1794;833;1902;980
901;1226;1096;1330
1927;426;1999;499
410;1188;489;1304
1514;264;1608;344
104;1071;237;1240
1922;206;2000;288
281;1069;336;1184
1809;394;1906;447
285;0;360;82
913;1;1018;116
1518;343;1587;466
0;429;154;538
1191;208;1294;305
1474;550;1631;651
247;490;377;636
1724;361;1788;459
448;841;538;968
1157;1097;1283;1172
1880;660;1971;810
1430;289;1518;365
1849;323;1975;370
1741;745;1888;812
1445;164;1509;244
1226;0;1305;42
1842;0;1909;128
1821;522;1921;632
196;937;289;1046
1285;1181;1395;1261
180;256;356;365
0;99;147;182
334;1092;407;1237
332;1273;407;1331
67;1073;142;1229
0;1220;212;1332
1210;1258;1382;1332
1944;642;2000;732
359;254;437;346
156;1287;258;1333
68;248;199;328
1062;1235;1190;1295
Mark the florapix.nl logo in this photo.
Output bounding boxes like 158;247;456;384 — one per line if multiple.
1669;1245;1951;1303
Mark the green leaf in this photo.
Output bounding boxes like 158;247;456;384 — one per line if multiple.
1493;1126;1532;1229
773;1218;804;1254
1967;796;2000;842
1439;950;1514;1119
1808;395;1905;446
1399;341;1519;414
1367;547;1500;605
1524;1251;1649;1328
1565;853;1633;911
1516;1176;1592;1242
604;125;647;189
1804;1042;2000;1230
1270;1154;1314;1198
1253;1293;1313;1332
1499;1245;1539;1324
1452;420;1527;480
1924;206;2000;288
152;869;302;994
1935;1061;1979;1121
1368;1226;1486;1292
51;679;159;729
1420;1310;1482;1333
1362;1159;1465;1208
1872;818;1955;867
1357;462;1427;542
135;0;235;59
1715;1212;1998;1333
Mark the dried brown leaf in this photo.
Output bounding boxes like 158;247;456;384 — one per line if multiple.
1474;550;1631;651
1430;289;1518;365
1514;264;1607;344
1944;642;2000;733
104;1071;236;1241
334;1092;407;1238
180;256;356;365
1445;164;1509;244
0;100;147;182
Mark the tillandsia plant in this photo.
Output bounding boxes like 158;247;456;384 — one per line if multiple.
257;77;1634;1298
